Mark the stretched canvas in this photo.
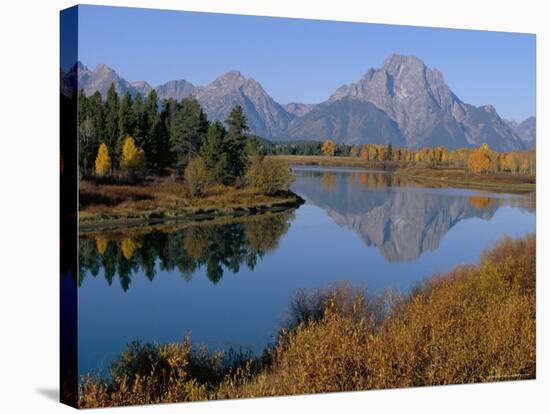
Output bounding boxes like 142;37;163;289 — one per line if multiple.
60;4;536;408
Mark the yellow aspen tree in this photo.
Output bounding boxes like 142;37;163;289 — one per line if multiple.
468;144;492;174
120;136;145;172
95;143;111;176
321;139;337;156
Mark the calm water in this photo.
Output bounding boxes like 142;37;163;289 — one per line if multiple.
78;167;535;376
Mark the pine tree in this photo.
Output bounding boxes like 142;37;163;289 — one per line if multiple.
170;97;209;168
141;89;159;167
224;105;249;183
78;92;96;175
132;93;145;143
103;83;120;165
200;121;228;183
387;143;393;161
117;92;136;155
148;114;172;170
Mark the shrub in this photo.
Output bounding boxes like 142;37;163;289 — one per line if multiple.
184;158;210;197
245;156;294;194
79;339;209;408
79;234;536;407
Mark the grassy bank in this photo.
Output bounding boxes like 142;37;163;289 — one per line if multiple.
269;154;401;169
395;166;536;192
270;155;535;192
79;233;536;407
79;178;304;231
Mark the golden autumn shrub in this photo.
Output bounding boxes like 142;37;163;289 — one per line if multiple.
79;234;536;407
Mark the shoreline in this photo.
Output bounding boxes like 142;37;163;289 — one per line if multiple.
79;191;305;233
394;171;536;192
271;155;536;193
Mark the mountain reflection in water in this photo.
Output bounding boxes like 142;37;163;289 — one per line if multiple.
291;167;535;262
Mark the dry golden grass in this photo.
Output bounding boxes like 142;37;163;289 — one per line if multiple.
269;154;400;169
79;234;535;407
79;177;301;227
396;166;535;190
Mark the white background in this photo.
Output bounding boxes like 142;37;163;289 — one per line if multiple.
0;0;547;412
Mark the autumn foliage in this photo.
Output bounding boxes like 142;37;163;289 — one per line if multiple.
94;143;111;177
467;144;492;173
79;233;535;407
120;136;145;173
321;139;336;156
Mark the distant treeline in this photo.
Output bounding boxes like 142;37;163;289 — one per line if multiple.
269;140;536;175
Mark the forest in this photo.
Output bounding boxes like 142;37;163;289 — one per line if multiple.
78;84;291;196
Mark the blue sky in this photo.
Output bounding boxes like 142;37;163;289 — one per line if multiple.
76;5;535;122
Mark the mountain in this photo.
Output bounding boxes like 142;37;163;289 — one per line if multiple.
507;116;536;146
193;70;294;138
60;64;78;98
310;54;524;150
77;62;137;97
156;79;197;101
131;80;153;96
284;98;406;146
72;57;529;150
283;102;316;117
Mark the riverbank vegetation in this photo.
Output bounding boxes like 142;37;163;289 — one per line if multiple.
79;233;536;407
271;139;535;177
78;85;297;224
270;139;535;190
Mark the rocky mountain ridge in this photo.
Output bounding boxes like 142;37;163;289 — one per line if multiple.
67;55;534;150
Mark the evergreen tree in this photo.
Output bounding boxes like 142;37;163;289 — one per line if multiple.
148;111;172;170
78;92;97;175
132;93;145;144
170;97;209;168
118;92;136;154
89;91;105;140
152;100;175;170
200;121;229;183
141;89;159;167
224;105;249;183
103;83;120;165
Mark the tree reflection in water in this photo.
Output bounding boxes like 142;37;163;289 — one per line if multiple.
79;211;295;290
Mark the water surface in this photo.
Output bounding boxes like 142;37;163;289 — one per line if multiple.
78;167;535;376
